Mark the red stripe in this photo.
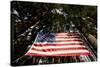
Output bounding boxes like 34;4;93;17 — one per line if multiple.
26;52;90;56
31;47;86;51
56;32;79;34
56;37;80;38
33;44;84;46
56;40;82;42
56;34;79;36
56;33;79;35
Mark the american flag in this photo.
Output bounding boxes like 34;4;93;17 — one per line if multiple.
25;32;90;56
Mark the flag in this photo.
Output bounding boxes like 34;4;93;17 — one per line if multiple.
25;32;90;56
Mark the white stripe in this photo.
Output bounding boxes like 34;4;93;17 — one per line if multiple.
54;42;83;44
28;50;89;55
56;38;82;40
31;45;85;50
34;41;83;44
